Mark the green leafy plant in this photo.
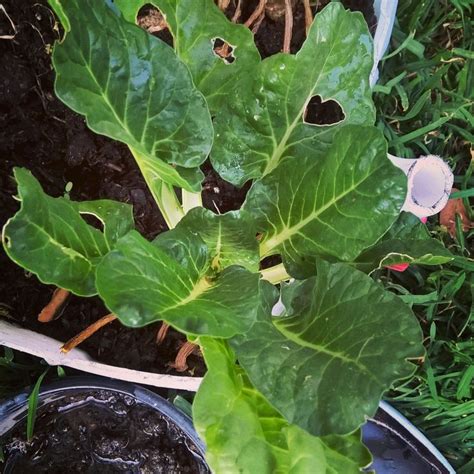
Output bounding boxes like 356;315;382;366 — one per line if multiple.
2;0;456;470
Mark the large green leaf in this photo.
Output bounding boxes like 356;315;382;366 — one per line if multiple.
354;238;454;273
193;336;372;474
2;168;133;296
174;208;259;272
115;0;260;113
95;229;260;336
231;261;424;436
49;0;212;192
243;126;406;278
211;3;375;186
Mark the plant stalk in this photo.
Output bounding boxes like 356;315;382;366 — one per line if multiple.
129;147;185;229
182;189;203;213
260;263;290;284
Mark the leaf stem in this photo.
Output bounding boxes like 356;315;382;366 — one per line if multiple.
182;190;203;213
156;181;185;228
129;147;185;228
260;263;290;284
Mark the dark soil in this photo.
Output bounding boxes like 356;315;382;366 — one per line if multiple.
0;0;376;375
1;389;209;473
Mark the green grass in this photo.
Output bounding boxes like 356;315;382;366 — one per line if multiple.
375;0;473;470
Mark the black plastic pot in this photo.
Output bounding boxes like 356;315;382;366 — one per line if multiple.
0;376;209;473
0;376;455;473
364;401;455;473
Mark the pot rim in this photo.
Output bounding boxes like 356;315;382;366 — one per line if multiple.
0;375;206;459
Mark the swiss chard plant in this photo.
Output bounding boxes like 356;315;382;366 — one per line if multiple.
2;0;455;471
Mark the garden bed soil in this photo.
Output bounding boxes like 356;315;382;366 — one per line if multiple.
0;0;375;376
1;388;209;473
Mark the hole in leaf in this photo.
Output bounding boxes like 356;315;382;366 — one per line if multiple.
137;4;173;47
80;212;105;233
212;37;236;64
304;95;345;126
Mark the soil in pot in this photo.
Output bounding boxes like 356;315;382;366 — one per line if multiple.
0;0;375;375
1;388;209;473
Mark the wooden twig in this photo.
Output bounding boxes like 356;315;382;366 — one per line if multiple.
218;0;231;11
244;0;266;27
303;0;313;36
156;322;170;345
38;288;70;323
283;0;293;53
251;12;266;34
60;313;117;353
171;341;198;372
231;0;242;22
0;5;17;40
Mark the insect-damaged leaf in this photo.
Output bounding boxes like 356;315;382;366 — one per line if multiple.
115;0;260;113
95;229;260;337
211;3;375;186
231;262;424;437
49;0;213;192
354;238;454;273
243;126;406;278
2;168;134;296
174;207;260;272
193;336;372;474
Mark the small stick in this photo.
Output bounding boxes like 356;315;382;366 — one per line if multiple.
156;322;170;345
244;0;266;27
303;0;313;35
218;0;231;11
38;288;70;323
251;12;265;34
0;5;17;40
283;0;293;53
61;313;117;353
231;0;242;22
171;341;198;372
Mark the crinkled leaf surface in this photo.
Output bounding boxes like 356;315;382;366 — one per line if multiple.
211;3;375;186
49;0;212;191
384;212;431;240
115;0;260;113
193;336;372;474
174;208;259;272
95;229;260;336
354;239;454;272
2;168;133;296
231;260;424;436
243;126;406;278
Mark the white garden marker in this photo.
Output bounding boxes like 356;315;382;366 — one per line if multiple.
0;320;203;391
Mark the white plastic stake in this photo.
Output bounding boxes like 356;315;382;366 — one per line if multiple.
388;154;454;218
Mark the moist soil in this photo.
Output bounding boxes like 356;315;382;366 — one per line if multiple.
1;388;209;473
0;0;375;375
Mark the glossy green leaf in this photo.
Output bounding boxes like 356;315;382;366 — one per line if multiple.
194;336;372;474
243;126;406;278
49;0;212;192
95;229;260;336
2;168;132;296
115;0;260;113
354;239;454;272
384;212;430;240
174;208;259;272
74;200;134;248
211;3;375;186
231;260;424;436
